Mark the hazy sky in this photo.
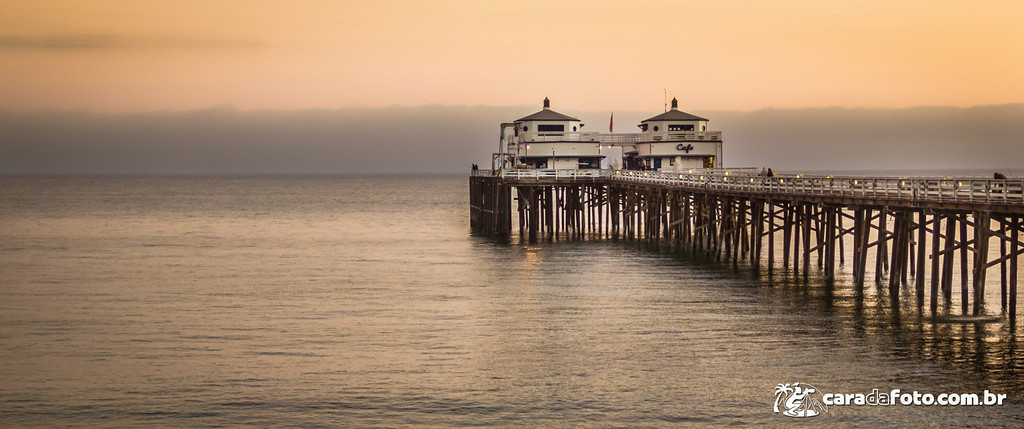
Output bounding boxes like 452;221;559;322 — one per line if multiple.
2;0;1022;112
1;1;1022;174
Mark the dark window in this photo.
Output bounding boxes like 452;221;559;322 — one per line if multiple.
537;124;564;132
653;126;659;132
668;124;694;131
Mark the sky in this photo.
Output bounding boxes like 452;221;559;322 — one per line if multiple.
2;0;1022;112
0;1;1022;173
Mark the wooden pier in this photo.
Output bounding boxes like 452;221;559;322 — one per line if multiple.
470;169;1024;326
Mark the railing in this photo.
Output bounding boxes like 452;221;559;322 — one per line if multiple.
475;168;1023;206
520;132;601;142
470;168;499;177
610;170;1024;206
501;168;614;181
662;131;723;141
597;134;641;144
675;167;762;176
513;131;723;145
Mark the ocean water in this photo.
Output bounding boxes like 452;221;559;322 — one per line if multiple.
1;174;1022;427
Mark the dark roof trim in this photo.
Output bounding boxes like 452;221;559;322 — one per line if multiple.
641;110;709;122
518;155;606;159
516;109;581;122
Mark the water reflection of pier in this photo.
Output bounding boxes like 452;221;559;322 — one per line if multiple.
470;168;1023;330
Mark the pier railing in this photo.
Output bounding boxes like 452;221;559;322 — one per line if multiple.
651;131;723;141
474;168;1023;207
516;132;723;144
611;170;1024;207
501;168;614;182
470;168;499;177
519;132;601;142
596;134;641;144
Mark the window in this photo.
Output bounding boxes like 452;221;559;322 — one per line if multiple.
668;124;694;131
537;124;564;132
578;157;599;169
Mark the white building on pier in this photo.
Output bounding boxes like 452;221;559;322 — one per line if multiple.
506;98;604;170
500;97;722;172
625;97;723;171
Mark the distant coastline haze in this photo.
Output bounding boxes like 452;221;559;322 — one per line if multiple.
1;104;1021;174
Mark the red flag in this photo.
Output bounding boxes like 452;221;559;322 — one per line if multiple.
609;113;613;133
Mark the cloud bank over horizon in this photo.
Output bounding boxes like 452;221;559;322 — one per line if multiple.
1;104;1021;175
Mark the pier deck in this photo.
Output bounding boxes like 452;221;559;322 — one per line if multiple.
470;168;1023;330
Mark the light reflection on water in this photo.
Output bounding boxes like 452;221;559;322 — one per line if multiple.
0;174;1021;427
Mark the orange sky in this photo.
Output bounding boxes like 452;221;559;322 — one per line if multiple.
1;0;1022;112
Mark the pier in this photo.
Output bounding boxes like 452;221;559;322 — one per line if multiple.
471;97;1023;330
471;168;1024;326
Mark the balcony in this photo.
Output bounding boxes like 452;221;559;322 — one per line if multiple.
649;131;722;141
519;132;600;142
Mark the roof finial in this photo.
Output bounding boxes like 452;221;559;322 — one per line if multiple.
671;97;678;110
543;97;550;109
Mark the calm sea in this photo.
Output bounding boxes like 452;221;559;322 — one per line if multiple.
1;174;1022;427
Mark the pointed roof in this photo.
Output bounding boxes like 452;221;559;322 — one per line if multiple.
516;97;581;122
642;110;709;122
642;98;708;122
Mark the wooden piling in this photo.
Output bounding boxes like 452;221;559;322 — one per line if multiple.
960;216;969;314
930;213;941;314
783;203;792;269
824;206;837;281
888;211;904;300
916;211;927;306
1000;218;1008;311
1010;217;1019;328
802;204;812;279
972;211;990;316
768;202;776;275
941;215;955;302
875;209;888;282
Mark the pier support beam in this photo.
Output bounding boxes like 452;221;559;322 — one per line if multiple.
1011;217;1019;328
916;211;927;306
930;213;941;315
972;211;991;316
